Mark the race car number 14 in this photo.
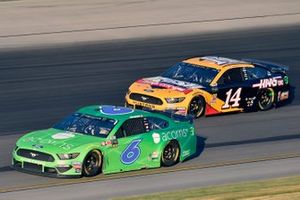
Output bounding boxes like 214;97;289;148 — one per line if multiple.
222;88;242;109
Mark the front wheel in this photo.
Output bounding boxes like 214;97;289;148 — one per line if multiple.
82;150;102;177
161;140;180;167
258;88;275;111
188;96;205;118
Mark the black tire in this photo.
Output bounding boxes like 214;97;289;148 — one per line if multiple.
188;96;205;118
82;150;102;177
258;88;275;111
161;140;180;167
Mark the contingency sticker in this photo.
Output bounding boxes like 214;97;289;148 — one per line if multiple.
152;133;161;144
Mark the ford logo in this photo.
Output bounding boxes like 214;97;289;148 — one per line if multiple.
30;152;38;158
141;96;149;101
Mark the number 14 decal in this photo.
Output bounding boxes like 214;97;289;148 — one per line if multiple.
222;88;242;109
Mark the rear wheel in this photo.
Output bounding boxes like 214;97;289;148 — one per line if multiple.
188;96;205;118
258;88;275;111
82;150;102;177
161;140;180;167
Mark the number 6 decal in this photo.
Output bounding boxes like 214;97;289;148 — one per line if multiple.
222;88;242;109
121;139;142;165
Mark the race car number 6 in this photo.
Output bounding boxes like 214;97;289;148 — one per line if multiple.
121;139;142;165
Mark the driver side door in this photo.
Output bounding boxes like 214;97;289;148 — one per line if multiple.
105;117;154;173
216;67;245;112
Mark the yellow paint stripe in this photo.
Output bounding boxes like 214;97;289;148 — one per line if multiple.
1;152;300;193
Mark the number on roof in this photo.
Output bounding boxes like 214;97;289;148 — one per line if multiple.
99;106;134;115
202;56;241;65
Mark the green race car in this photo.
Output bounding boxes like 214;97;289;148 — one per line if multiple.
12;105;197;177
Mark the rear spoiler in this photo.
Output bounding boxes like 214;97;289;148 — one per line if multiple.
242;58;289;74
141;108;194;123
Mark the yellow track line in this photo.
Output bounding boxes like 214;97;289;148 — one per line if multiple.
1;152;300;193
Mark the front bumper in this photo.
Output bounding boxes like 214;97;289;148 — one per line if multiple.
11;161;81;178
125;94;188;115
12;150;82;178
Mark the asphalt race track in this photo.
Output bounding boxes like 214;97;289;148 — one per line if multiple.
0;25;300;198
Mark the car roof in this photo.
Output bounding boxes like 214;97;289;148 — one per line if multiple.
183;56;253;70
77;105;166;121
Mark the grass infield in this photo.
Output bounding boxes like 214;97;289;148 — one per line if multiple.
115;176;300;200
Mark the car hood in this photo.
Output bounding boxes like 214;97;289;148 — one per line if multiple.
134;76;206;95
16;128;105;153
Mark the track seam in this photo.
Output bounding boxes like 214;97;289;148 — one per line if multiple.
1;152;300;193
0;12;300;38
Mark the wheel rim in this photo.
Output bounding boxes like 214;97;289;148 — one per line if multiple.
189;98;204;117
163;145;176;161
259;89;274;110
84;152;100;175
162;142;179;166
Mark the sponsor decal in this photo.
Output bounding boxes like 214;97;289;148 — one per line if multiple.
152;133;161;144
182;150;191;157
284;76;289;84
144;89;154;93
101;138;118;147
99;105;134;115
23;137;74;150
138;76;203;94
174;108;187;115
189;127;195;135
162;129;188;141
32;144;43;149
132;101;156;109
278;91;289;101
242;68;249;80
210;94;217;104
245;97;256;107
52;132;75;140
252;76;283;89
72;162;82;173
129;114;144;119
202;56;244;65
151;151;159;159
101;140;111;146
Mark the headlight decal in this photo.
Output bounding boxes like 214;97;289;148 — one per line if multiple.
165;97;185;103
57;153;80;160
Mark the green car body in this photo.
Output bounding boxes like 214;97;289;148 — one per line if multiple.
12;105;197;177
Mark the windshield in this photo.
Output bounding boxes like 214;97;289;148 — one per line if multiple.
161;62;219;86
53;113;117;138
